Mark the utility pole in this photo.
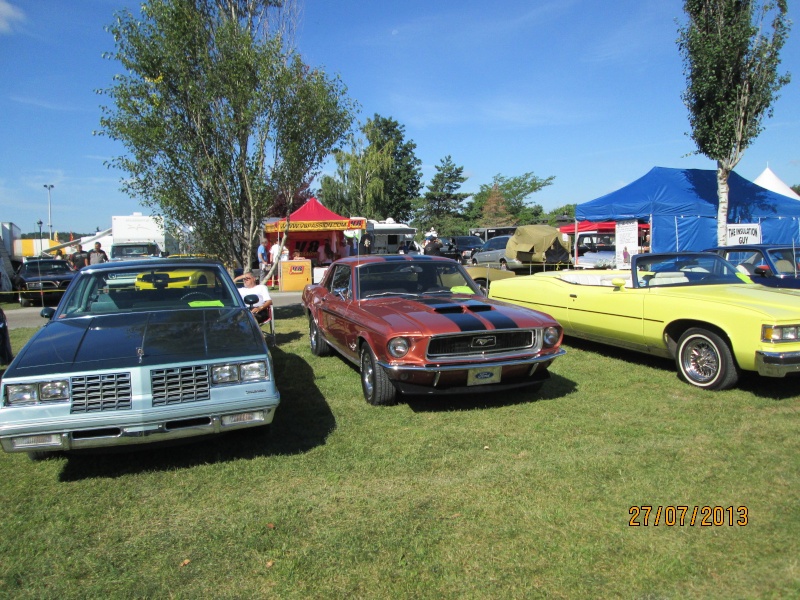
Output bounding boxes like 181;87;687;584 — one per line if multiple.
43;184;54;240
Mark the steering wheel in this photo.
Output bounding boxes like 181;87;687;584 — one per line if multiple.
181;291;212;301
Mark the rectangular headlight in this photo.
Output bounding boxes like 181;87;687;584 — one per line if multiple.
211;364;240;384
6;384;39;406
240;361;268;382
40;380;70;402
763;325;800;342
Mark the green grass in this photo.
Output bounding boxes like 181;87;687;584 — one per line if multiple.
0;304;797;599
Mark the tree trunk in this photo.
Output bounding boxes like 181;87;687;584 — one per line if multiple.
716;162;730;246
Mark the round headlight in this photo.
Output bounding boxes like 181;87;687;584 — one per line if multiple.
543;326;561;347
387;337;410;358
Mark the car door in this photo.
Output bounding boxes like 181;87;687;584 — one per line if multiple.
565;281;648;351
318;264;355;357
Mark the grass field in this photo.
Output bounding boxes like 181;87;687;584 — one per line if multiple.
0;304;798;599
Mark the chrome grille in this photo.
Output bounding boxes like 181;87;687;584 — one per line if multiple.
71;373;132;413
151;365;211;406
427;330;537;358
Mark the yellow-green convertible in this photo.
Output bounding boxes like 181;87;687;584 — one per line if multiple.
489;252;800;390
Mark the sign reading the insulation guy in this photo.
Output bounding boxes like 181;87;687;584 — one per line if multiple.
726;224;761;245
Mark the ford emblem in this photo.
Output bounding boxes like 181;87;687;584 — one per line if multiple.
475;371;495;380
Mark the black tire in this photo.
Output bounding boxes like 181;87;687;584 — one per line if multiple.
360;344;397;406
181;292;211;301
309;317;332;357
19;296;32;308
471;258;478;266
675;328;739;390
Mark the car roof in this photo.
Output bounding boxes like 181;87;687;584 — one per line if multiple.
81;258;226;271
333;255;457;266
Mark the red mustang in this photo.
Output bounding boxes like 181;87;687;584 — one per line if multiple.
302;255;565;405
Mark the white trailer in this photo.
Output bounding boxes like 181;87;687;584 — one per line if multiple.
111;214;178;259
366;219;418;254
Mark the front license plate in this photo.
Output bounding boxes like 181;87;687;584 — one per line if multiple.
467;366;502;386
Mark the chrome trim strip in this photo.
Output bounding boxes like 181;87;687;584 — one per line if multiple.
377;348;566;374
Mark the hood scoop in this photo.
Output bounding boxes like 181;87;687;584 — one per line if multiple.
425;299;494;314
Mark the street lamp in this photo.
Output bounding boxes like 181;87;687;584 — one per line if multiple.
43;184;54;240
36;220;44;305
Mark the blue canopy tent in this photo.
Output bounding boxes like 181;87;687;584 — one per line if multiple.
576;167;800;252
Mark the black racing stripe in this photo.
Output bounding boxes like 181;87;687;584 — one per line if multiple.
416;297;487;331
471;308;518;330
437;311;486;331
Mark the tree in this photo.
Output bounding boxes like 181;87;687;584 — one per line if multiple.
364;115;422;223
479;185;515;227
413;156;469;236
791;184;800;196
678;0;791;245
465;172;552;226
318;121;394;219
99;0;355;270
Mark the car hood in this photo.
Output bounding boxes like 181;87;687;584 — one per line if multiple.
7;309;264;378
359;295;554;333
649;284;800;319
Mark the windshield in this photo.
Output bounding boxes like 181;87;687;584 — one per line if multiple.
635;254;744;287
112;244;158;258
58;264;241;317
21;261;72;276
454;236;482;247
357;261;479;298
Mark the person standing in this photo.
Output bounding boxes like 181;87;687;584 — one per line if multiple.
423;236;443;256
317;240;333;266
69;244;90;270
88;242;109;265
339;237;351;258
257;238;269;281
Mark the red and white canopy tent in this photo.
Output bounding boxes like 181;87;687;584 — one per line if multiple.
263;197;366;260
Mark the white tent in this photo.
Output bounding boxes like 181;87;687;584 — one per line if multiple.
754;166;800;200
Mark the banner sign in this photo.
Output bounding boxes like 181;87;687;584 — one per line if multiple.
615;219;639;269
264;217;366;233
726;224;761;245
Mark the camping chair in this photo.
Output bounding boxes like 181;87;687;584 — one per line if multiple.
259;304;276;346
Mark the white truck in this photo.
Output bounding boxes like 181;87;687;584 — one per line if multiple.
110;214;178;260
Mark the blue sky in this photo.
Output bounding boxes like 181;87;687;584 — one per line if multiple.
1;0;798;236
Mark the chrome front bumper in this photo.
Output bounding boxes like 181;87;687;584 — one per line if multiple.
755;350;800;377
0;405;278;454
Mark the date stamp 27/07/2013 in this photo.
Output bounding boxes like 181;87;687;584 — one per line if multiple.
628;506;748;527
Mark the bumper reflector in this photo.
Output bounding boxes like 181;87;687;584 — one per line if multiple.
12;434;62;450
221;411;266;426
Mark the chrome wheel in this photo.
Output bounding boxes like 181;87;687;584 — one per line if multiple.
676;328;738;390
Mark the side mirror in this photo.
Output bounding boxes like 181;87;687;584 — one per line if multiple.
754;265;771;277
611;278;627;289
40;307;55;319
243;293;259;308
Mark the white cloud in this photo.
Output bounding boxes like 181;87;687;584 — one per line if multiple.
0;0;24;34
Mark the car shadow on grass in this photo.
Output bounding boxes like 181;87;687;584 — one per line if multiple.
404;371;577;413
563;337;799;400
57;344;336;482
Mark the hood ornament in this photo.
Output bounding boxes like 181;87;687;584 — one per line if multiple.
137;347;144;364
